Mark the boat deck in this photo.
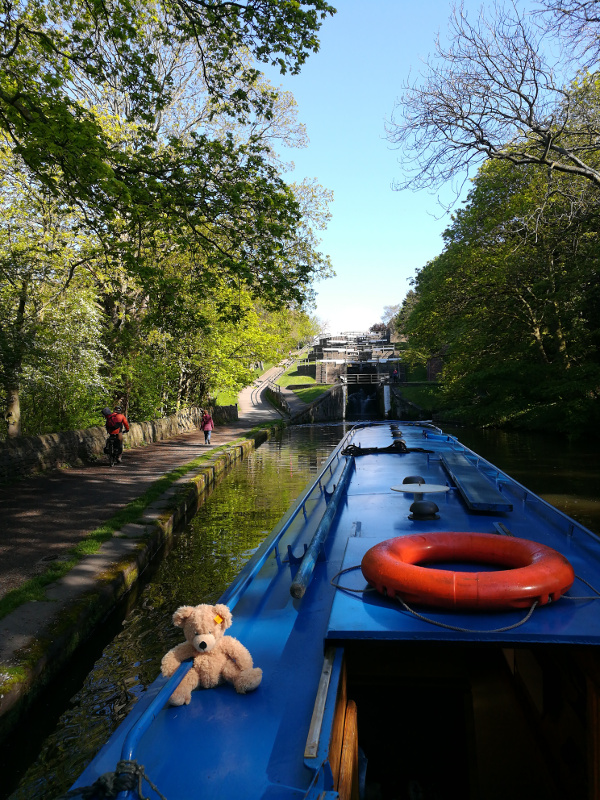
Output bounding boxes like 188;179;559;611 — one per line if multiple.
71;422;600;800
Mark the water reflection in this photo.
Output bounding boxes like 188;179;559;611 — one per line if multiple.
6;424;347;800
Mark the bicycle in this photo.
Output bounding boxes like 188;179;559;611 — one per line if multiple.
105;434;121;467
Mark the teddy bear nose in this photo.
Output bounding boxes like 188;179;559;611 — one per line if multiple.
198;640;207;650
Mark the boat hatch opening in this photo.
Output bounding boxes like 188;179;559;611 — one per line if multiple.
314;641;593;800
304;646;361;800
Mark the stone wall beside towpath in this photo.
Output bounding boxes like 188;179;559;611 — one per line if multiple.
0;404;238;483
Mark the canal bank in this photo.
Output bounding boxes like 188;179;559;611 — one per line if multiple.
0;367;306;743
0;425;277;740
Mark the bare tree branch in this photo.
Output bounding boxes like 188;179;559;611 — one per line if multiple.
538;0;600;67
387;1;600;197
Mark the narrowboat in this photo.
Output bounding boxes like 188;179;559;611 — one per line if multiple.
68;422;600;800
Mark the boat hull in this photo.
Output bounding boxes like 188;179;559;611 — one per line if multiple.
70;422;600;800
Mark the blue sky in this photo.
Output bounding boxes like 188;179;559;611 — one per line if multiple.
265;1;479;335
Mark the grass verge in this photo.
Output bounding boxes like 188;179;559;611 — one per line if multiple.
213;390;239;406
398;384;442;415
291;386;333;404
275;363;316;388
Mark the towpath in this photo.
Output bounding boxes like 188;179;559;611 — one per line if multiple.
0;366;305;602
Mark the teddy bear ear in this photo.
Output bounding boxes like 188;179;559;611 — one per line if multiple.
213;604;233;629
172;606;195;627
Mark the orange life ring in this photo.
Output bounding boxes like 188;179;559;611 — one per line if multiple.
361;532;575;610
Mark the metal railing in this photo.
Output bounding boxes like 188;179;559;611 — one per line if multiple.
265;379;292;415
341;374;389;384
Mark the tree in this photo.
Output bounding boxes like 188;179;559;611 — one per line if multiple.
381;304;401;325
393;291;417;337
0;0;336;210
55;7;335;314
0;145;105;436
402;157;600;430
387;1;600;196
539;0;600;67
0;2;337;436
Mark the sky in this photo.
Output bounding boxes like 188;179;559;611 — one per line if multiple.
263;0;479;336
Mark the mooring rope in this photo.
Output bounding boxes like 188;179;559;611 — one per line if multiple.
56;759;167;800
341;442;434;456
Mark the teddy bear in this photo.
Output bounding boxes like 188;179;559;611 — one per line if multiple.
160;603;262;706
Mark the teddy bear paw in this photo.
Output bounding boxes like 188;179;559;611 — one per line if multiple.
234;667;263;694
168;691;191;706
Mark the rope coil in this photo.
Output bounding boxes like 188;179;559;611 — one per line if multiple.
56;759;167;800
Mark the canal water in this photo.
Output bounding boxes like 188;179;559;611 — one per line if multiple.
3;421;600;799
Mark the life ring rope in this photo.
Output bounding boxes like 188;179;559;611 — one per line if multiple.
395;596;539;634
330;565;541;633
330;566;600;635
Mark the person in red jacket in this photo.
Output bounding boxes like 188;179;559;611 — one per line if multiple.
102;406;130;463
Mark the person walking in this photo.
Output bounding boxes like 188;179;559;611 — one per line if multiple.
201;410;214;445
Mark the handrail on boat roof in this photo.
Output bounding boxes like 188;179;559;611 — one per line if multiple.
221;422;445;609
290;455;355;599
219;424;367;610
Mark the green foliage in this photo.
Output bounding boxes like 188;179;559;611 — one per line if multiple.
18;287;108;434
0;0;336;212
0;3;336;437
402;156;600;434
404;364;428;382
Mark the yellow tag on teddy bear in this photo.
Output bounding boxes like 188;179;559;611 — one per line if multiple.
214;614;223;625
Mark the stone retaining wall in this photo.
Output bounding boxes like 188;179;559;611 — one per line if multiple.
265;387;290;415
290;384;346;423
0;404;238;483
296;362;316;380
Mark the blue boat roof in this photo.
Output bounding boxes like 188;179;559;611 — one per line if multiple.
71;421;600;800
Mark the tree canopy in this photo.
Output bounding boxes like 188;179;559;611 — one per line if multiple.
0;0;336;437
398;157;600;431
389;1;600;433
1;0;335;203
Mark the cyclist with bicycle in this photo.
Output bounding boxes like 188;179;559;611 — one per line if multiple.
102;406;130;464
